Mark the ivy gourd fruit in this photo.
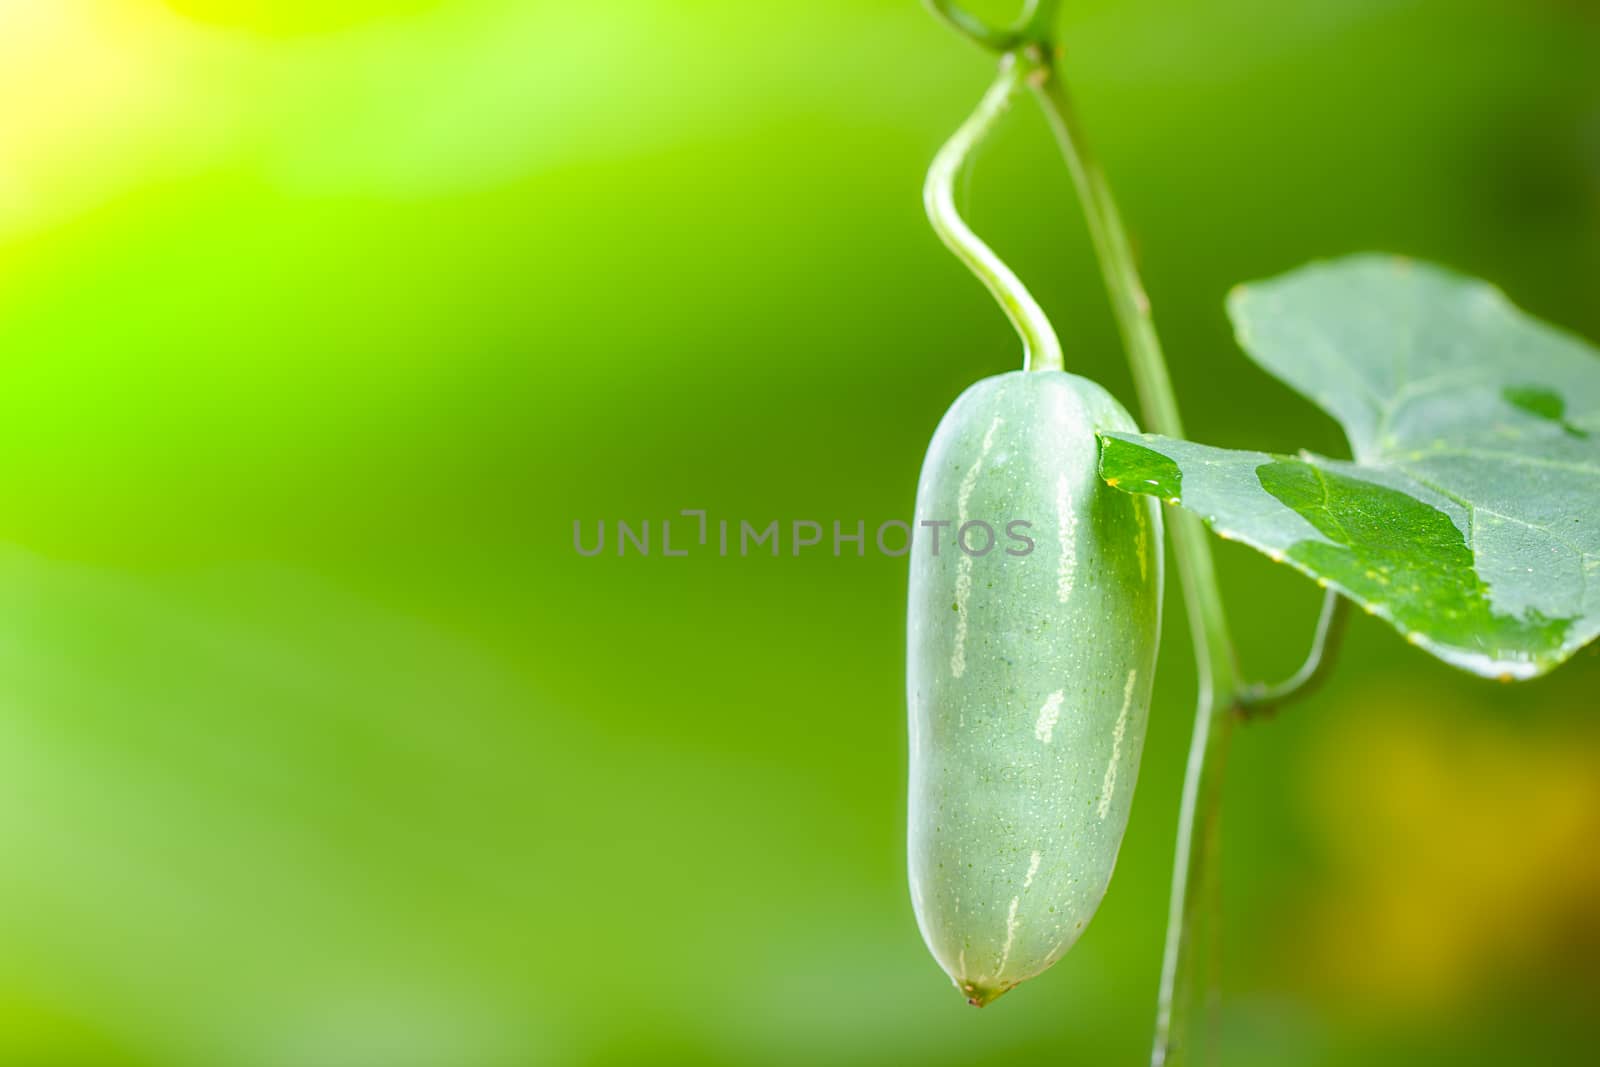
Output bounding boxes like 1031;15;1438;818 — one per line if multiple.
907;370;1163;1006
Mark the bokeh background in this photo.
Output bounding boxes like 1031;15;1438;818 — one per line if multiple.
2;0;1598;1064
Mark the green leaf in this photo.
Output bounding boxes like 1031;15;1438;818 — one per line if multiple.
1101;255;1600;679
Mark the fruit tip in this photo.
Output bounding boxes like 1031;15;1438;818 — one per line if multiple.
957;978;1016;1008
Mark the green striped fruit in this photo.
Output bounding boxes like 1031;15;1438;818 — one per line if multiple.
907;370;1163;1007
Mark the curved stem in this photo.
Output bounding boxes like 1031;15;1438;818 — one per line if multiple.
1239;590;1349;714
1017;0;1064;45
923;0;1023;53
923;0;1064;54
925;55;1064;373
1026;52;1239;1066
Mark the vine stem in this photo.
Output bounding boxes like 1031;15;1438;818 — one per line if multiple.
1023;48;1241;1066
924;0;1064;54
924;55;1064;373
1239;590;1349;714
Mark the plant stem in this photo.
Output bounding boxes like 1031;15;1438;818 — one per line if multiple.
923;0;1063;54
1239;590;1349;714
924;0;1023;53
925;56;1064;373
1026;50;1240;1067
1017;0;1065;44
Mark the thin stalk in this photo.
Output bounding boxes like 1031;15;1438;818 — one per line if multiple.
1017;0;1065;44
923;0;1063;54
924;0;1023;53
925;56;1064;373
1239;590;1349;714
1026;51;1240;1066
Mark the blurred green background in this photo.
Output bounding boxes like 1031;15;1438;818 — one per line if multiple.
1;1;1598;1064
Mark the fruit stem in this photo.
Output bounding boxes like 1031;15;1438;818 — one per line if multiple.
924;54;1065;373
1027;48;1241;1067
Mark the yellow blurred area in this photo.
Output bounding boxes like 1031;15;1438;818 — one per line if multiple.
1295;689;1600;1016
0;1;211;239
163;0;441;34
0;0;819;238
